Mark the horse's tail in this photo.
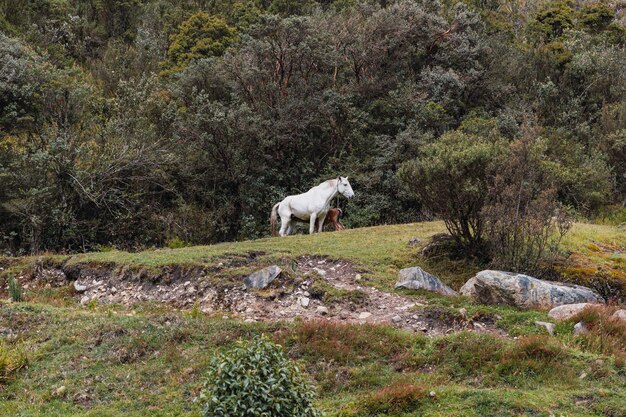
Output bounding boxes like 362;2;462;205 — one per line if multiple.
270;203;280;237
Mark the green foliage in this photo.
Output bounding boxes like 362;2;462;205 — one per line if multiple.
201;335;322;417
0;341;28;384
579;3;614;33
162;11;238;75
1;0;625;254
166;237;191;249
530;1;575;42
399;130;505;254
8;275;24;302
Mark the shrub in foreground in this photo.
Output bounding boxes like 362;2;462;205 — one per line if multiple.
201;335;322;417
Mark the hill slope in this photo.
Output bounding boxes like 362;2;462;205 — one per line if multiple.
1;222;625;416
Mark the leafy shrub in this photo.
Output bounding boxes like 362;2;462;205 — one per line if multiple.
8;275;23;302
166;237;191;249
399;130;505;256
201;335;322;417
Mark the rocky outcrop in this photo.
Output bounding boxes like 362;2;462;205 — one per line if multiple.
460;270;603;309
395;267;457;296
243;265;282;289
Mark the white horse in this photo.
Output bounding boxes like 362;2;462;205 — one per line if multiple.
270;177;354;236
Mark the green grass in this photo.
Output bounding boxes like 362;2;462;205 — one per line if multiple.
1;221;625;416
0;302;624;416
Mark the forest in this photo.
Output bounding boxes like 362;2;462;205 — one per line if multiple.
1;0;625;254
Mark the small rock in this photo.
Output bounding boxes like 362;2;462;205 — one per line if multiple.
548;303;600;321
391;315;402;323
612;309;626;322
535;321;556;336
313;268;327;276
316;306;329;315
80;296;90;305
355;274;362;281
459;308;467;317
429;391;436;397
73;281;87;293
299;297;310;308
579;372;587;380
303;291;310;297
110;287;117;294
244;265;282;289
358;312;372;320
55;386;66;396
573;321;588;335
408;237;422;246
395;267;457;296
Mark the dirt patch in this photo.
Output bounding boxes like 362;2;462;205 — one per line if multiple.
22;255;504;336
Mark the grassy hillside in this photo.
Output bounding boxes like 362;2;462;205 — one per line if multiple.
1;222;625;416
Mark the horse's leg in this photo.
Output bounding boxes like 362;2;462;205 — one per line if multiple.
309;213;317;234
279;215;291;237
317;213;327;233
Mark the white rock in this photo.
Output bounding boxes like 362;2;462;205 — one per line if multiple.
73;281;87;292
358;312;372;320
80;296;90;305
299;297;310;308
548;303;600;321
392;315;402;323
313;268;327;276
316;306;329;315
355;274;362;281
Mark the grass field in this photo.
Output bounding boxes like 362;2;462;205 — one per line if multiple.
1;222;625;416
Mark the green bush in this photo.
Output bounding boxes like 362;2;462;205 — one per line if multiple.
8;275;23;302
201;335;322;417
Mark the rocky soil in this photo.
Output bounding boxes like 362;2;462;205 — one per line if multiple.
22;255;505;336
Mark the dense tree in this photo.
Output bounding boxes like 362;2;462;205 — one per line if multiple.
0;0;625;254
161;11;238;75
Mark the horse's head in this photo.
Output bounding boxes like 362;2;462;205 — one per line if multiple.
337;176;354;198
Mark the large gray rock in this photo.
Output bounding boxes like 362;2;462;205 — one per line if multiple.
243;265;281;289
459;270;603;309
548;303;600;321
395;267;457;296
